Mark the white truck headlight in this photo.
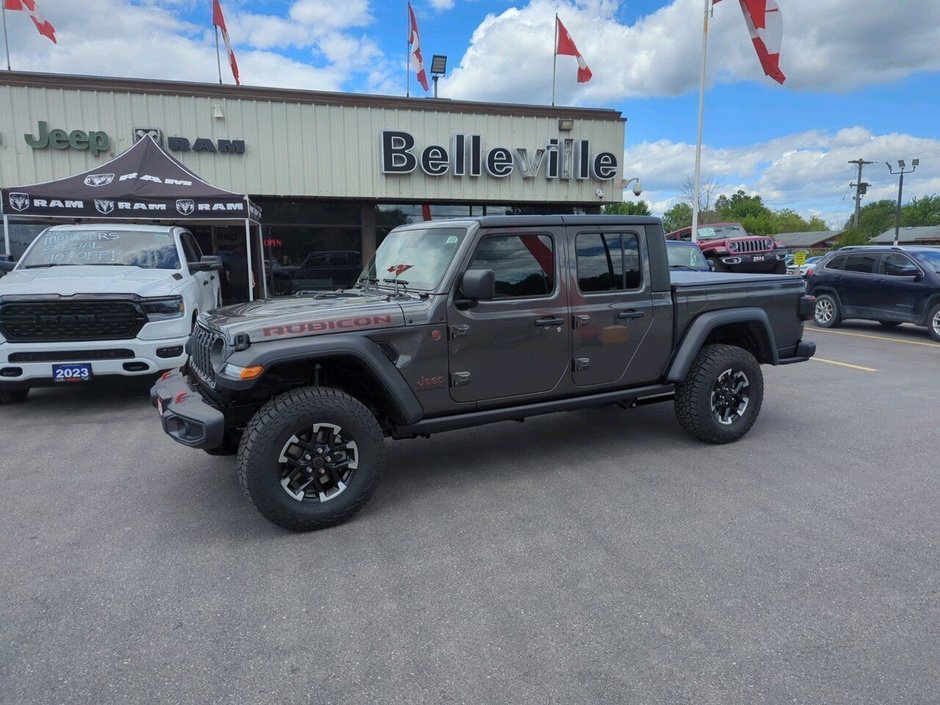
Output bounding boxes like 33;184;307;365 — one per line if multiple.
141;296;184;321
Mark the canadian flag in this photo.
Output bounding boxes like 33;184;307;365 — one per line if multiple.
212;0;240;86
555;16;592;83
4;0;56;44
408;2;429;92
717;0;785;84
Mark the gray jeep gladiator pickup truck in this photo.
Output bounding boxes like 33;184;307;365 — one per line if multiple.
152;215;816;530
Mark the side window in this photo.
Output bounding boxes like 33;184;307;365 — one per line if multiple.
467;234;555;299
576;232;641;293
844;253;877;274
881;253;919;276
180;232;202;264
826;255;846;271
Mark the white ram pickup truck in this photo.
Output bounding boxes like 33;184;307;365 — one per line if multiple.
0;224;222;403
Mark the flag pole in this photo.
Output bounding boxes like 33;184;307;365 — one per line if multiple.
214;25;223;85
406;3;411;97
2;6;11;71
551;14;558;106
691;0;712;244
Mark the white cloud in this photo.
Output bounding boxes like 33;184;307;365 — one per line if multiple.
624;128;940;228
442;0;940;105
429;0;457;10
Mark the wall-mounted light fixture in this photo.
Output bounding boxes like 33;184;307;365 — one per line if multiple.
212;103;225;120
558;118;575;131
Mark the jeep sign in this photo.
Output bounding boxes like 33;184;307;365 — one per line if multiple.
380;130;619;181
25;121;110;157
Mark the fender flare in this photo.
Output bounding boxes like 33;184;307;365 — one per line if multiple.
666;307;778;382
222;334;424;424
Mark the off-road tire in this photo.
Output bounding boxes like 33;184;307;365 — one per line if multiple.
0;388;29;404
813;293;842;328
927;302;940;342
878;321;901;328
237;386;385;531
773;259;787;274
674;344;764;444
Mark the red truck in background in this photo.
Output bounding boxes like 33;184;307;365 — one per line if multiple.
666;223;788;274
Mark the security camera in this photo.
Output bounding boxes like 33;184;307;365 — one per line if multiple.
632;180;643;197
594;188;605;199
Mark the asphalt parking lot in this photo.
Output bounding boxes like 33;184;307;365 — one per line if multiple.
1;322;938;705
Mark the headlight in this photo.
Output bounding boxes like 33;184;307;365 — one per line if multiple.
141;296;184;321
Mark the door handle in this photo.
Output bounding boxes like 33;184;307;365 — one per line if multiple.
617;310;645;320
534;316;564;327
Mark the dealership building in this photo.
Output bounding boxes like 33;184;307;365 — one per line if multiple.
0;71;627;300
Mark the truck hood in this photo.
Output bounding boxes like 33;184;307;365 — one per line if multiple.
0;266;183;298
203;290;408;341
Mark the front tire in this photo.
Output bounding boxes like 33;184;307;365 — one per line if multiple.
0;388;29;404
237;386;385;531
927;302;940;342
773;259;787;274
813;293;842;328
674;344;764;444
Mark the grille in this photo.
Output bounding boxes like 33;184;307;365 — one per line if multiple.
9;349;135;363
727;238;774;254
0;301;147;342
188;324;221;387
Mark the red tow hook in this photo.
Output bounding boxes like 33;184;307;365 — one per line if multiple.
174;392;188;404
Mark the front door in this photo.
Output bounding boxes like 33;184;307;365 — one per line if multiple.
839;251;880;315
447;228;569;403
874;252;923;322
569;228;654;387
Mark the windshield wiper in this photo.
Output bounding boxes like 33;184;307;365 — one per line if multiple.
355;276;380;292
23;263;67;269
381;278;410;296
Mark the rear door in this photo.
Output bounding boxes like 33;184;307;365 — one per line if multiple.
839;252;880;315
569;227;654;387
446;227;569;403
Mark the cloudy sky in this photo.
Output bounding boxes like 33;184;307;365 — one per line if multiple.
4;0;940;227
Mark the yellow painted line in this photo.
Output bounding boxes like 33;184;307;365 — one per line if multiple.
812;327;940;349
810;357;877;372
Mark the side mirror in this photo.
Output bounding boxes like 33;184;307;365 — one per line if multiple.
457;269;495;307
190;255;223;272
0;255;15;273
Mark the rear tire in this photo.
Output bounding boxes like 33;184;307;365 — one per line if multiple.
674;344;764;444
927;302;940;342
237;386;385;531
813;293;842;328
0;388;29;404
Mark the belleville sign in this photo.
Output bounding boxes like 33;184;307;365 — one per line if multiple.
380;130;620;181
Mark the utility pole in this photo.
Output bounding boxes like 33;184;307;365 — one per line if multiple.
848;159;873;228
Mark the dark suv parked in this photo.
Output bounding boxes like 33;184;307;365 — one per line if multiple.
806;246;940;341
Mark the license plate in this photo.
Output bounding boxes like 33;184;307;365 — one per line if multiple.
52;363;93;383
752;254;765;262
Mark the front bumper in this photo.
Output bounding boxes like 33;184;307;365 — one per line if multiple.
0;335;188;387
150;369;225;449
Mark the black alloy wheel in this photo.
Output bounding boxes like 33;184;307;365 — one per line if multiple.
674;344;764;444
237;386;385;531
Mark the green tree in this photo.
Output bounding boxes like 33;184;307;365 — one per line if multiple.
770;209;829;233
845;200;897;241
835;227;871;248
902;195;940;226
662;202;692;233
603;201;651;216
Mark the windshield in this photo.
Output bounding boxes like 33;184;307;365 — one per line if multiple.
19;229;181;270
696;224;749;241
913;250;940;272
668;244;709;270
362;227;469;291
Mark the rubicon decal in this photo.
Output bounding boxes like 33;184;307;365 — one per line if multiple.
262;315;396;338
